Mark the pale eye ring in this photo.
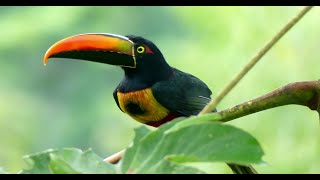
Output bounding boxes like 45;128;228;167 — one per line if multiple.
137;46;145;53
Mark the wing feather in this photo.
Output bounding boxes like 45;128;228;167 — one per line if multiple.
152;68;214;116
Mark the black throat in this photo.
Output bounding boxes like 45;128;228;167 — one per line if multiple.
118;59;173;93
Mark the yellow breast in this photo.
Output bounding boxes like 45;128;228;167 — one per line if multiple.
117;88;170;124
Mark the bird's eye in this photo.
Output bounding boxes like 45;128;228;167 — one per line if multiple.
137;46;145;53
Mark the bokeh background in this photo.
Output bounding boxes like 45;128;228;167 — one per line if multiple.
0;6;319;174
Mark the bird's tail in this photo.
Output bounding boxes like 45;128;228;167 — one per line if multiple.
227;163;257;174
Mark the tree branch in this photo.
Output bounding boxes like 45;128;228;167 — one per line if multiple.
103;149;125;164
218;80;320;122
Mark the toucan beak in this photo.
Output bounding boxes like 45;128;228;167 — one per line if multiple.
44;33;136;68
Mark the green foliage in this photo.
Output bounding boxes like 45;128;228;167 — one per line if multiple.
122;117;263;173
17;116;264;174
20;148;115;174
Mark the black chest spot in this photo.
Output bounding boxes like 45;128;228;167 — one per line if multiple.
125;102;145;115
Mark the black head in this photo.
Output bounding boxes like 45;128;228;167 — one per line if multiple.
123;35;173;83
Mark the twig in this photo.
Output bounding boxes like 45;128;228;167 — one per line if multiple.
199;6;313;114
218;80;320;122
104;149;125;164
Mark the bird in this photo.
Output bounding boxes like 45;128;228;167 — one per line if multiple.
44;33;256;174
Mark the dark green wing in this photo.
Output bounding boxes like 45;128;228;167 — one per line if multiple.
152;68;214;116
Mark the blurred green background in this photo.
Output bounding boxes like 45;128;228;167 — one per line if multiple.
0;6;319;174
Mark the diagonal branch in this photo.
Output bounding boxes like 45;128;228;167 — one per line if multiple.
103;150;125;164
218;80;320;122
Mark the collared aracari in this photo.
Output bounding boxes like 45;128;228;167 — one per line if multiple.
44;33;256;174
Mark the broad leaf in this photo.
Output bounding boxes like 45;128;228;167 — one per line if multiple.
121;117;186;173
119;126;151;172
121;115;264;174
20;149;52;174
20;148;115;174
143;159;205;174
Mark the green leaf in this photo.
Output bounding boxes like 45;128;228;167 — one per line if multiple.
121;115;264;174
20;148;115;174
143;159;206;174
121;123;204;174
49;154;79;174
120;126;151;172
121;117;186;173
167;113;221;132
20;149;52;174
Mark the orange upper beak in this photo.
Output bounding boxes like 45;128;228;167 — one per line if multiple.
44;33;136;68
